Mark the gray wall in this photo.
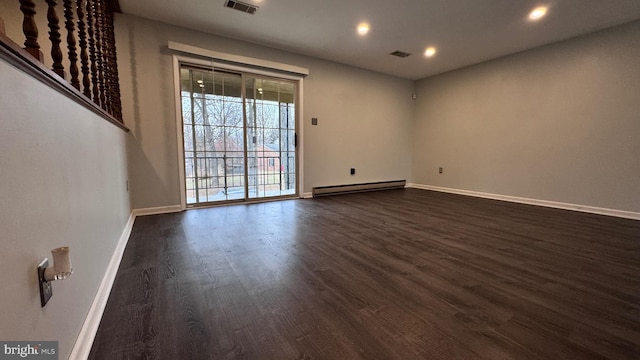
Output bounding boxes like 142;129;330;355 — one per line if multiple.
412;21;640;212
0;56;130;359
114;14;414;209
118;14;639;212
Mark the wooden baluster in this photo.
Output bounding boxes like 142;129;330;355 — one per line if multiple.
104;8;122;121
77;0;91;98
19;0;44;61
45;0;65;78
103;1;112;114
87;0;99;105
101;0;115;116
99;0;111;114
63;0;80;89
94;0;106;110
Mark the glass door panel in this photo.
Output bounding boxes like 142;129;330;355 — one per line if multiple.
245;77;297;199
181;67;245;204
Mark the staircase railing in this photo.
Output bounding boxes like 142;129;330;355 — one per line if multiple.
1;0;125;128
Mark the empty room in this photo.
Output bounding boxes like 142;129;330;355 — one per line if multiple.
1;0;639;359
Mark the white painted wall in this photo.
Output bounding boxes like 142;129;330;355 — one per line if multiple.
114;14;414;208
412;21;640;213
0;57;131;359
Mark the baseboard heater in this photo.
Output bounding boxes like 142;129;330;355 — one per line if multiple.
312;180;406;197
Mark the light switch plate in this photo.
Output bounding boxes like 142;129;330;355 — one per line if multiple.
38;258;52;307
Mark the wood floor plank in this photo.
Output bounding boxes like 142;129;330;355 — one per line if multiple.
89;189;640;360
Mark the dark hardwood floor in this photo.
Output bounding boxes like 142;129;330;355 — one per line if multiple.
89;189;640;360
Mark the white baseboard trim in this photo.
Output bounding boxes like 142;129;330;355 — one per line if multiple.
69;212;136;360
133;205;183;217
301;192;313;199
406;183;640;220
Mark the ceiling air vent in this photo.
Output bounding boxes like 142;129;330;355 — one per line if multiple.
225;0;258;15
390;50;411;58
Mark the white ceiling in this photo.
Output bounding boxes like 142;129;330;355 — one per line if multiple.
118;0;640;80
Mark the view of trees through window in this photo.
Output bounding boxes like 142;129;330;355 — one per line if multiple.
180;67;296;204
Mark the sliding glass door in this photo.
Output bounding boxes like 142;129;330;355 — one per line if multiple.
179;66;297;206
245;77;297;199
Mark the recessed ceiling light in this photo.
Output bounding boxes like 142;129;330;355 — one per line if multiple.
357;23;370;36
529;6;548;21
424;47;437;58
197;80;203;84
